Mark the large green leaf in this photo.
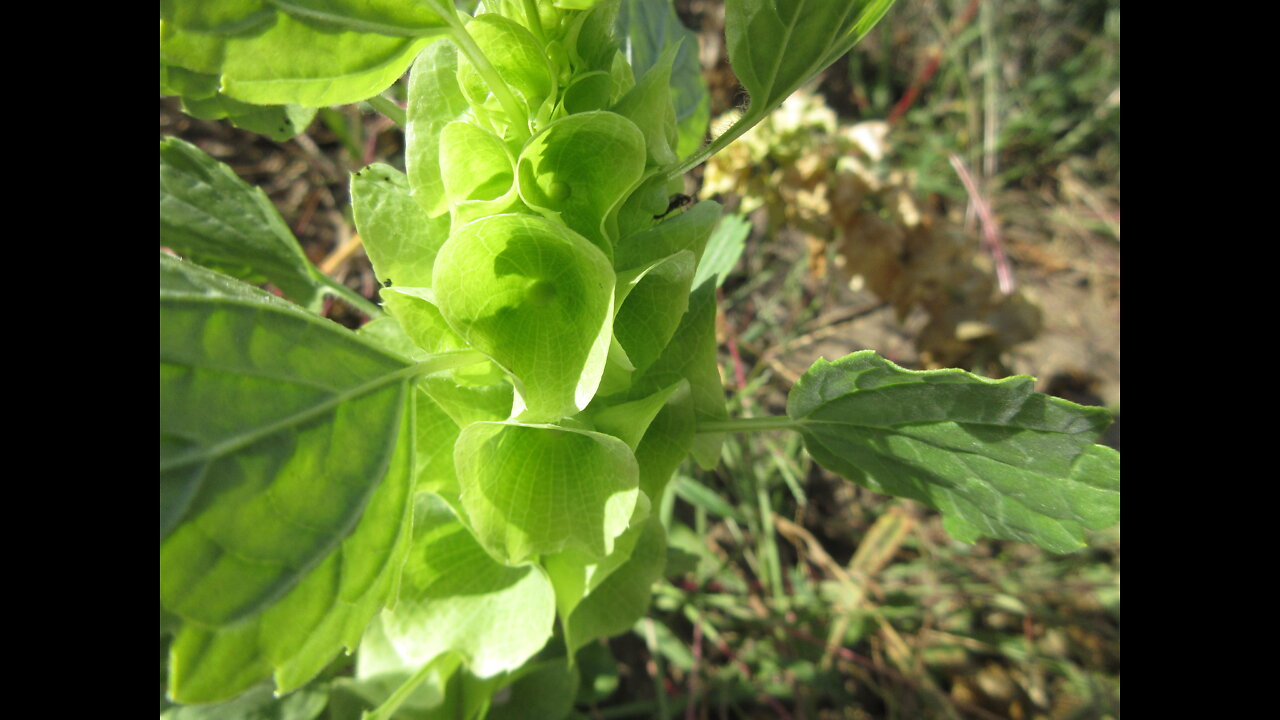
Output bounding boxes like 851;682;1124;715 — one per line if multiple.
788;352;1120;552
431;213;615;423
160;63;317;142
454;422;641;565
725;0;895;119
160;1;445;108
167;409;412;702
161;255;419;702
160;138;324;308
673;0;895;174
160;254;416;625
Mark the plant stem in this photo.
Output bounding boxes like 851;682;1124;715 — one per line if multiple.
367;93;406;129
696;416;799;434
665;109;763;181
427;0;530;136
317;273;383;319
521;0;546;44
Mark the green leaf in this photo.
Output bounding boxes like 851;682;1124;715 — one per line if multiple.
570;0;624;73
267;0;449;36
788;351;1120;553
623;281;726;469
562;71;614;114
724;0;896;121
610;40;681;167
160;683;328;720
631;380;695;504
544;521;646;624
614;199;722;271
693;213;750;290
588;381;684;453
454;422;640;565
161;63;317;142
615;0;711;159
160;254;415;627
673;0;895;175
379;287;468;355
377;495;557;677
455;14;554;121
432;213;615;423
221;13;439;106
405;39;472;217
485;658;579;720
160;137;324;308
334;649;461;719
352;163;450;289
161;5;444;108
614;251;696;374
166;370;414;702
438;121;527;224
562;516;666;654
516;111;648;254
161;0;274;35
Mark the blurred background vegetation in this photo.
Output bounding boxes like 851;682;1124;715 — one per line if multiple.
159;1;1119;717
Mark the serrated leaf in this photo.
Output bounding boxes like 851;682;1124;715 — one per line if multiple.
724;0;896;122
161;63;318;142
161;3;445;108
160;254;416;627
454;422;640;565
164;346;415;703
788;351;1120;553
160;137;324;308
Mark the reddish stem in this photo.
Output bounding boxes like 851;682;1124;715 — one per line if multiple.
886;0;981;126
949;154;1014;295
